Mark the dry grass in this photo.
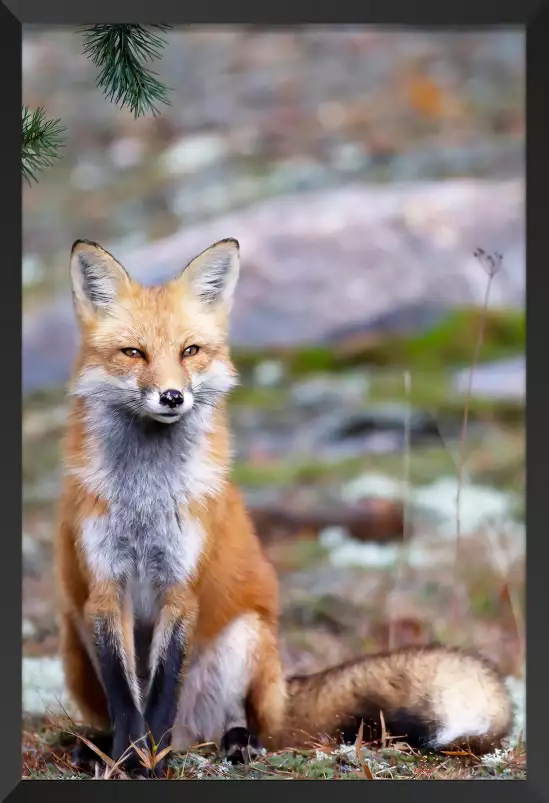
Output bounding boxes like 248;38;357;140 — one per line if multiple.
22;714;526;781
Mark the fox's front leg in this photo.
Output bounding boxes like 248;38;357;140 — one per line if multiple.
144;586;198;775
84;582;147;773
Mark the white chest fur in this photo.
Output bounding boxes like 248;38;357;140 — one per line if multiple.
81;510;205;619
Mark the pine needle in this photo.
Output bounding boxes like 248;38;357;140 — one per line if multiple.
81;24;173;118
354;720;374;779
21;105;65;185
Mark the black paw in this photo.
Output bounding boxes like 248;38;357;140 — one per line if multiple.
125;763;152;779
72;731;113;774
220;727;263;765
112;712;148;756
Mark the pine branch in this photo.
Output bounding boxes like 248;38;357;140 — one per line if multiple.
21;106;65;185
81;24;173;118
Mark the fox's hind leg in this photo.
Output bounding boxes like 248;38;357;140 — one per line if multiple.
241;619;286;758
221;615;286;763
173;612;286;764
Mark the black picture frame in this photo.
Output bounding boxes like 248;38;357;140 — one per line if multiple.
12;3;546;802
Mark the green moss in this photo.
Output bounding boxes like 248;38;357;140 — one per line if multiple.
23;385;67;413
233;307;524;378
230;384;291;407
22;430;60;489
403;307;524;367
233;425;523;493
231;455;367;488
230;377;522;441
468;589;500;619
365;368;523;420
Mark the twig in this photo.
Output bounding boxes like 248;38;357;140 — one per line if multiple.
388;370;412;651
452;249;502;627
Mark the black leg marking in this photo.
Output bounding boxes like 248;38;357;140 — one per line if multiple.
143;619;185;776
220;727;262;765
95;618;148;774
134;622;154;701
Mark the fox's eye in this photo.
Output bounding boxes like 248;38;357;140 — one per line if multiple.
121;348;145;359
182;345;200;358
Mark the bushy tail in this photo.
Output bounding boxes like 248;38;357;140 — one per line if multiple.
271;645;513;754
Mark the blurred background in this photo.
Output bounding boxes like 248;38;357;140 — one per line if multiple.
22;26;525;744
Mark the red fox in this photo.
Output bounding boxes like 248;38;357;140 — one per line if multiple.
55;238;513;777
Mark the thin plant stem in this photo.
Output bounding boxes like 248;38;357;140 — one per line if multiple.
388;369;412;652
452;250;501;627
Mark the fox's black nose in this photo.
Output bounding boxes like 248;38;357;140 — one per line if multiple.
159;389;184;409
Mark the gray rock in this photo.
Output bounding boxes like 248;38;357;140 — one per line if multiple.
413;477;521;539
325;301;448;342
23;180;524;396
22;619;37;640
297;404;448;460
22;656;76;716
453;356;525;401
22;533;44;575
253;359;286;387
291;373;369;408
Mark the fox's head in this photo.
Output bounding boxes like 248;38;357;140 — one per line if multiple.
69;238;240;424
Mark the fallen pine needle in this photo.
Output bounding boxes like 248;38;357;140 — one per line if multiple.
380;709;388;749
355;720;374;779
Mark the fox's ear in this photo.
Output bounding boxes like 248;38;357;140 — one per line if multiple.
70;240;131;318
180;238;240;310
